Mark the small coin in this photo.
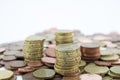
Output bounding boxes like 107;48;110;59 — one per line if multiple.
111;59;120;65
84;63;109;75
94;61;111;66
10;60;26;68
0;70;14;80
101;54;119;61
110;66;120;75
3;56;16;61
3;50;21;56
27;61;43;67
33;69;55;79
41;57;56;64
15;51;24;59
18;66;36;73
80;74;102;80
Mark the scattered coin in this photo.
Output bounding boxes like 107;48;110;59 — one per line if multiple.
27;61;43;67
45;48;56;57
10;60;26;68
3;56;16;61
0;70;13;80
41;56;56;64
80;73;102;80
94;61;111;66
33;69;55;79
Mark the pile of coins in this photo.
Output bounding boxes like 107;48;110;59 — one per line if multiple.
80;43;100;61
54;44;81;77
23;35;45;63
55;30;73;45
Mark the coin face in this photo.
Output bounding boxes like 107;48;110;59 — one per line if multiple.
27;61;43;67
3;50;21;56
0;70;13;80
101;54;119;61
94;61;111;66
84;63;109;74
3;56;16;61
110;66;120;75
80;74;102;80
10;60;26;68
33;69;55;79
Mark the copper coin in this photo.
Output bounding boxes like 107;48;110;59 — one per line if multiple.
10;60;26;68
94;61;111;66
27;61;43;67
0;48;6;54
83;52;100;58
45;48;56;57
111;59;120;65
44;63;54;68
41;57;56;64
80;74;102;80
18;66;36;73
3;56;16;61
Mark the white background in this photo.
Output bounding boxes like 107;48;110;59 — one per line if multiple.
0;0;120;44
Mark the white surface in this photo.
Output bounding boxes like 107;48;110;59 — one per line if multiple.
0;0;120;44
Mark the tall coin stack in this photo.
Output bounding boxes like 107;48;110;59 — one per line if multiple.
55;30;73;45
23;35;45;62
54;44;81;77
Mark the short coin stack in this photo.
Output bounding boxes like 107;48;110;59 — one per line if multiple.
80;43;100;61
23;35;45;63
55;30;73;45
54;44;81;77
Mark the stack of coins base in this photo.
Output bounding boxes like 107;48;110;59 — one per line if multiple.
54;44;81;76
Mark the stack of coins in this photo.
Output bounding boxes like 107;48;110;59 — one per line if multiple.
55;30;73;45
54;44;81;76
23;35;45;62
80;43;100;61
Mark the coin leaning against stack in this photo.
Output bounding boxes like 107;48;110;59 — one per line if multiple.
55;30;73;45
23;35;45;62
54;44;81;77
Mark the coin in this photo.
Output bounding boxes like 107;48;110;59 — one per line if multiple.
80;74;102;80
3;56;16;61
101;54;119;61
94;61;111;66
103;76;112;80
84;63;109;75
33;69;55;79
3;50;21;56
0;70;13;80
41;57;56;64
10;60;26;68
27;61;43;67
110;66;120;75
